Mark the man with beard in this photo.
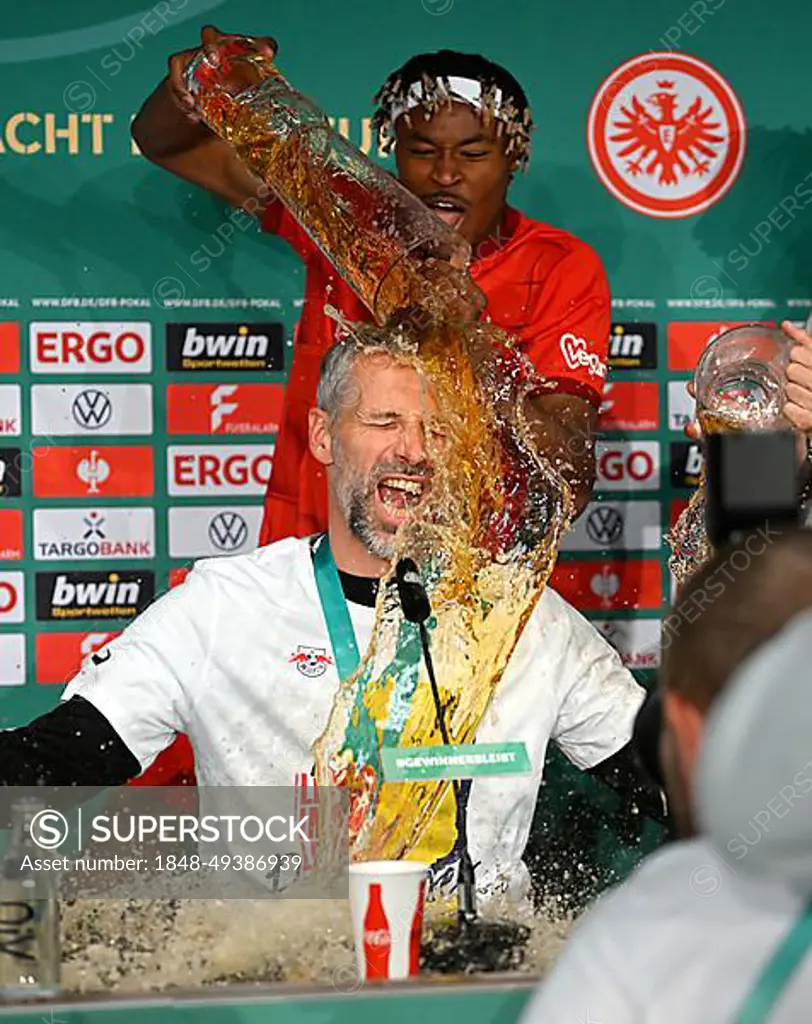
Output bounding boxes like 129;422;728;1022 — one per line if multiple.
0;334;643;897
522;530;812;1022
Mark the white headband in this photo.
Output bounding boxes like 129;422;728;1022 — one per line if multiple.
388;75;507;124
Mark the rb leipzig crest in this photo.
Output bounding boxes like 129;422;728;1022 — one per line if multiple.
289;645;333;678
588;53;746;218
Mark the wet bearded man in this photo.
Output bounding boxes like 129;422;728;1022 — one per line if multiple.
0;335;648;899
310;343;446;575
132;30;611;785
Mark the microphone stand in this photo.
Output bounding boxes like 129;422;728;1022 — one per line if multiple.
395;561;530;974
418;619;477;932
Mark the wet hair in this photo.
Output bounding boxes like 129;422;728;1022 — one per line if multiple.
372;50;534;169
316;312;419;422
662;529;812;712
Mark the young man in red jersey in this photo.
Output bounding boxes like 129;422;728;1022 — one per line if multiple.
132;29;612;785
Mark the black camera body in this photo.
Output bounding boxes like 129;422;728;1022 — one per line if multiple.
633;430;805;793
704;431;802;548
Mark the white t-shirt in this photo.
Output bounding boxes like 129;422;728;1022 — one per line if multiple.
64;537;644;892
521;836;812;1023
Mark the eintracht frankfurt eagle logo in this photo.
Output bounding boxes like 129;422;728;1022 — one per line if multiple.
588;53;746;218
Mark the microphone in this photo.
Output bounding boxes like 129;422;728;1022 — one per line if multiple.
394;558;478;930
395;558;431;625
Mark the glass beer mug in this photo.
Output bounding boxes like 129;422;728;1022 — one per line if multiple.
184;36;485;324
693;324;792;433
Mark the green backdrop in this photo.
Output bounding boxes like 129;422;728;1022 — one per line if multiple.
1;0;810;901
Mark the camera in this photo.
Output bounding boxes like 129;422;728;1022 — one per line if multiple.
704;431;802;548
632;430;805;793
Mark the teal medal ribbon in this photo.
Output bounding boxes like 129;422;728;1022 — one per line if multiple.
735;900;812;1023
311;533;361;681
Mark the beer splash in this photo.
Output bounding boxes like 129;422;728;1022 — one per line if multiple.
187;47;480;325
187;41;573;864
668;406;790;590
312;312;571;862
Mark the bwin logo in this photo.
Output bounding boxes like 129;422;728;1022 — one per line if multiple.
72;389;112;430
208;511;249;552
586;506;624;546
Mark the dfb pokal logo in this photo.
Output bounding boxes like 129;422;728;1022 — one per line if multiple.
289;646;333;678
588;53;746;218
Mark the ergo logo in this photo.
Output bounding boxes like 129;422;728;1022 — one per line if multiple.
168;446;275;495
597;442;660;490
31;324;151;372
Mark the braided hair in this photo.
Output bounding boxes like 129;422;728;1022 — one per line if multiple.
372;50;534;169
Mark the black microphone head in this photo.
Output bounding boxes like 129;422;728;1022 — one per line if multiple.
395;558;432;624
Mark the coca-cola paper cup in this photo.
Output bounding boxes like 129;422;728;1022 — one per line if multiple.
348;861;429;982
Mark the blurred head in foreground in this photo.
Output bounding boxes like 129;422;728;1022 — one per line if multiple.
659;528;812;838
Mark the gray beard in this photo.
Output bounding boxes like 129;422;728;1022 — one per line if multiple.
347;493;396;561
332;442;397;562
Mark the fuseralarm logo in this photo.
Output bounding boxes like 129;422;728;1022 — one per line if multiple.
0;324;20;373
166;384;285;435
0;634;25;686
561;500;662;552
0;385;21;436
168;444;275;497
31;384;153;436
36;631;120;684
168;506;263;558
593;618;661;669
34;508;155;561
0;509;23;560
588;53;746;218
667;381;696;432
595;441;660;491
0;571;24;623
549;560;662;611
30;323;152;374
667;321;773;371
32;446;154;498
35;570;155;621
598;382;659;431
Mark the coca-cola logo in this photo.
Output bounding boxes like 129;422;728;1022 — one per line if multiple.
364;928;392;949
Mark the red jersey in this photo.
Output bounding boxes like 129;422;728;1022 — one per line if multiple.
259;202;610;545
135;202;610;789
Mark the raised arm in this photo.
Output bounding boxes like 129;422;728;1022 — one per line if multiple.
131;25;278;211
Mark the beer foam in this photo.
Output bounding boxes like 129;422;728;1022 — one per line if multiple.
60;896;572;993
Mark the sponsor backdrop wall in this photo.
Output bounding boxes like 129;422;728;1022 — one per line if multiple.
0;0;810;889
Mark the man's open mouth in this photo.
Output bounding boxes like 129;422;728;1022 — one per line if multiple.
423;195;467;229
376;475;429;522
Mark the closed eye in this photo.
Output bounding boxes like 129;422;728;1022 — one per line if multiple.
363;417;399;429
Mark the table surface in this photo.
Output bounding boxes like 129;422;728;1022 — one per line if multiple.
0;975;537;1023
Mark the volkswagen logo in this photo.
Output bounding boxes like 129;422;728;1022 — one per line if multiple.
208;511;249;552
72;389;112;430
586;506;624;546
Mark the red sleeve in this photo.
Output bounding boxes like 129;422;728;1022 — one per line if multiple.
522;243;611;408
261;198;315;257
